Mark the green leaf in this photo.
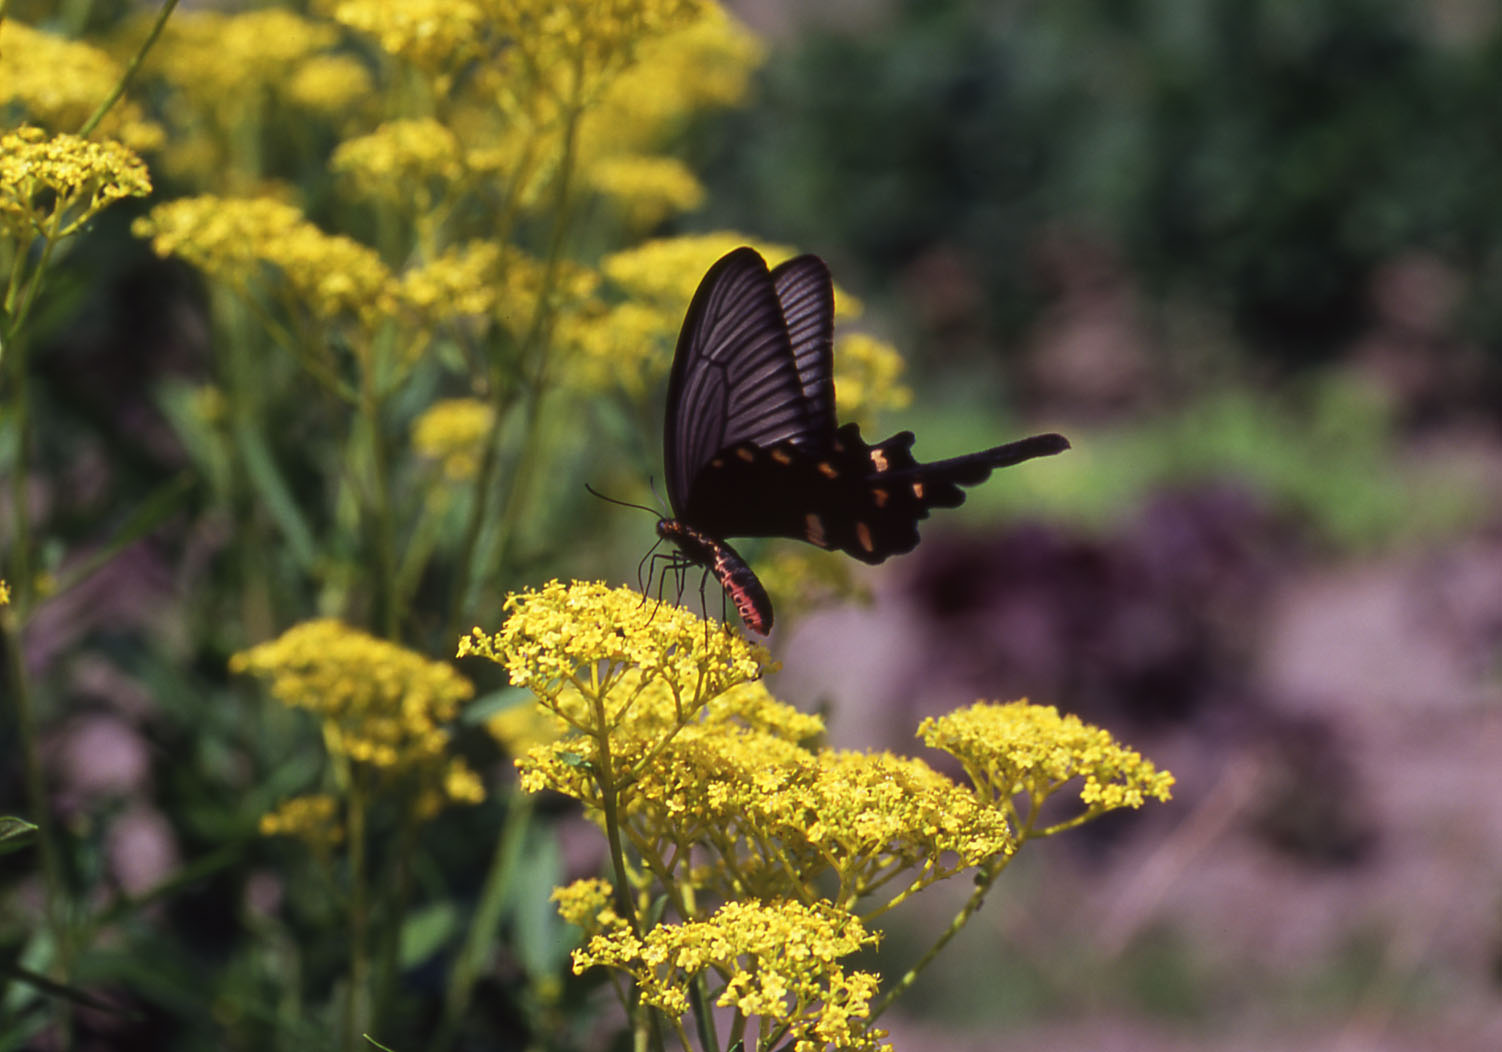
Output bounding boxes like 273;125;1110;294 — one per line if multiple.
234;419;318;570
0;816;37;856
400;901;459;970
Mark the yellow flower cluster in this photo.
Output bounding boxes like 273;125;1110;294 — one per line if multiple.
551;877;619;931
584;154;704;228
617;730;1012;905
411;398;495;481
832;333;913;425
134;196;396;329
259;793;343;846
0;580;10;605
331;0;489;76
148;8;339;113
919;700;1175;822
515;675;817;806
397;242;503;323
575;900;887;1052
285;55;376;119
232;620;482;815
602;232;798;310
0;21;163;151
494;0;708;89
574;7;762;218
0;127;152;241
459;579;769;703
331;120;467;203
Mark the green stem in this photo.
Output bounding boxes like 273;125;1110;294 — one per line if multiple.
868;861;1000;1024
2;604;73;1033
359;370;399;639
445;92;585;637
78;0;181;137
345;780;370;1052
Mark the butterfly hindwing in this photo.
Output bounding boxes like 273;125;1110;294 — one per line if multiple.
770;255;836;440
679;424;1070;565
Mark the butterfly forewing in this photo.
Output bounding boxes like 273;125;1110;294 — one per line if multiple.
664;248;822;513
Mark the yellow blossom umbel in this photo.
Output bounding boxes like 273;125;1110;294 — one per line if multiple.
0;127;152;242
411;398;495;481
0;21;163;151
134;195;397;336
0;580;10;605
259;793;343;847
232;620;482;818
918;700;1175;837
574;900;888;1052
831;332;913;426
331;119;467;205
459;580;768;711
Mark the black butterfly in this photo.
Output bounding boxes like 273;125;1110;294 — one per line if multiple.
653;246;1069;635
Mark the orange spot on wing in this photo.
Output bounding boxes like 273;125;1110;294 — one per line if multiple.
856;522;874;552
805;513;827;547
818;461;838;478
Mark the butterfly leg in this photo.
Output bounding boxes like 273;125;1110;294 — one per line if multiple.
697;566;714;643
636;537;666;598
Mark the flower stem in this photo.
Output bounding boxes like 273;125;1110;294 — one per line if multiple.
77;0;181;138
345;781;371;1052
434;791;536;1051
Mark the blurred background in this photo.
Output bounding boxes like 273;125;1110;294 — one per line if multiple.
4;0;1502;1048
716;1;1502;1048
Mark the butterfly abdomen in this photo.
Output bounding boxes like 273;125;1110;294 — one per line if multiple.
656;519;774;635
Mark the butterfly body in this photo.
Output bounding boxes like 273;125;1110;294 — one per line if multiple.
657;247;1069;635
655;518;773;634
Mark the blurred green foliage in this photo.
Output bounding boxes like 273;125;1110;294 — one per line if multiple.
937;370;1485;549
707;0;1502;367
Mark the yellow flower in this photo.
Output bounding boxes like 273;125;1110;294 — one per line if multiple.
259;793;343;846
148;8;339;110
554;299;679;395
0;580;10;605
0;127;152;241
397;242;504;323
551;877;621;931
0;21;163;151
411;398;495;481
285;54;375;118
576;900;888;1052
134;196;396;330
620;732;1010;903
918;700;1175;827
603;233;864;318
331;120;467;203
331;0;489;76
494;0;708;93
601;232;799;309
585;155;704;228
460;580;769;709
832;332;913;425
232;619;475;775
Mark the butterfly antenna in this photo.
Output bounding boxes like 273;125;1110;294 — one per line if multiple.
647;476;670;516
584;483;660;517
